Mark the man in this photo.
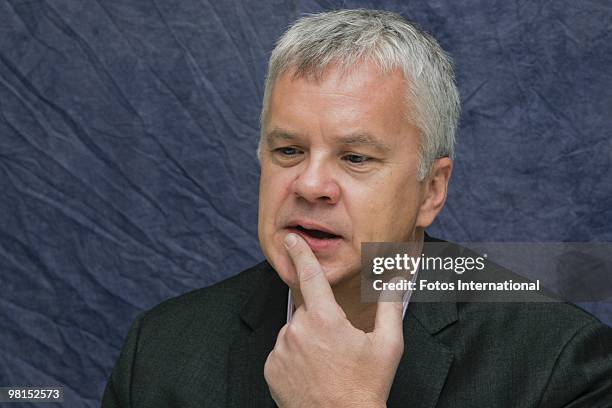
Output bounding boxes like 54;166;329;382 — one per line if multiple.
102;9;612;407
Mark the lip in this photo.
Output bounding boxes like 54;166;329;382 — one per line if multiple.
286;219;340;236
285;219;343;253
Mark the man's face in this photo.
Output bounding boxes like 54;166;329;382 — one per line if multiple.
258;61;430;289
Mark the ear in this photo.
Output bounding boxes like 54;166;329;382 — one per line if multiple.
415;157;453;228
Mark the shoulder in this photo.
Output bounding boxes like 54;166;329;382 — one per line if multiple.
424;235;608;341
130;261;282;357
468;301;612;405
427;237;612;403
103;261;279;407
139;260;273;331
456;300;606;345
433;301;612;406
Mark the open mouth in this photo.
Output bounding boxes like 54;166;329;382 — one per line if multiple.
292;225;341;240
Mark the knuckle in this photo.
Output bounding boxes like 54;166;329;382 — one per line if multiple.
309;309;332;327
274;326;288;349
299;264;320;281
263;352;275;380
284;322;301;343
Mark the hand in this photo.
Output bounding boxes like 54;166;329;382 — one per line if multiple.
264;233;405;408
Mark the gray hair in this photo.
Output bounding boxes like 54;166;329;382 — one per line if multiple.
258;9;460;180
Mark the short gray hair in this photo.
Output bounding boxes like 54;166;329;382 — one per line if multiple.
259;9;460;180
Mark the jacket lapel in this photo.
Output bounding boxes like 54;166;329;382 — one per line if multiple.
227;263;287;408
388;300;457;408
387;239;460;407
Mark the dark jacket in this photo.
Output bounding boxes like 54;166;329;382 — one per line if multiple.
102;259;612;407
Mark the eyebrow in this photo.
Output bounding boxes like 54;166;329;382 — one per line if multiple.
265;128;392;154
265;129;301;146
335;133;392;154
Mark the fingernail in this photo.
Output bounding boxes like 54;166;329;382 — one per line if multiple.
284;233;297;248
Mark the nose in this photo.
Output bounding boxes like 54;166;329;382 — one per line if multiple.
292;156;340;204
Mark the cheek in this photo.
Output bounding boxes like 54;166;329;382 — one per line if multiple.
259;167;292;217
344;175;421;241
341;180;386;242
383;182;423;239
258;166;298;260
258;169;298;285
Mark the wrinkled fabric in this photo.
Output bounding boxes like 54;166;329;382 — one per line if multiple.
0;0;610;406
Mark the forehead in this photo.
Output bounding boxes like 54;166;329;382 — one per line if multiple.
272;61;408;111
264;61;419;152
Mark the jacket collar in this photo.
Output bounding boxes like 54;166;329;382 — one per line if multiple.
239;262;288;331
228;262;287;407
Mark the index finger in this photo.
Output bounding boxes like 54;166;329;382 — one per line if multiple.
284;233;337;311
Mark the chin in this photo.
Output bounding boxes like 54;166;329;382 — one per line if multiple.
319;263;358;286
266;247;354;289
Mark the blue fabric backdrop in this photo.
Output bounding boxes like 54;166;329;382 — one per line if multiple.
1;0;610;406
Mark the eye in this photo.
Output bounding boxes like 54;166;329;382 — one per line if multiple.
342;154;370;164
273;147;302;157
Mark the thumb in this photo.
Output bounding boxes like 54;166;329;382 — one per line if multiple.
373;277;406;343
